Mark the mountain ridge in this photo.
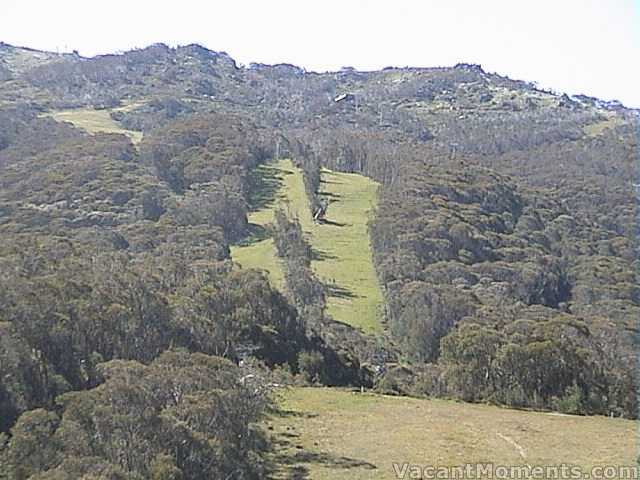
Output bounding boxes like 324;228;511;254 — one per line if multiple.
0;41;635;113
0;35;637;478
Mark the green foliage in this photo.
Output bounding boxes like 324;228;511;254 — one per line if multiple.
552;383;585;415
1;352;271;479
150;454;183;480
298;351;325;384
365;126;637;417
2;409;61;479
0;41;637;469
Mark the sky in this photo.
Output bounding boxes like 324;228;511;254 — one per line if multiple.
1;0;639;107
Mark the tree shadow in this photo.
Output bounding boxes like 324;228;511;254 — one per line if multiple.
247;164;286;212
267;406;378;479
281;465;310;480
235;223;271;247
310;247;337;262
317;218;348;227
319;178;343;185
270;437;377;479
272;408;319;420
319;191;341;200
325;283;360;300
289;451;377;471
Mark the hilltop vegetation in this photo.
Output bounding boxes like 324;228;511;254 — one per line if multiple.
0;42;638;477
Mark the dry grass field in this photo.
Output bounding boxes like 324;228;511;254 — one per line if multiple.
268;387;637;479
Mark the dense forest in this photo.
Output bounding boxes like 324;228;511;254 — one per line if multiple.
0;42;637;477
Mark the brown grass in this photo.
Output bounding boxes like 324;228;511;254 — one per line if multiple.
268;387;637;479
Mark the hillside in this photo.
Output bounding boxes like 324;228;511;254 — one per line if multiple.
43;102;145;144
232;158;383;334
230;160;290;291
0;42;637;478
270;388;636;479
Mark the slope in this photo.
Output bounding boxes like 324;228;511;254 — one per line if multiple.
45;101;145;144
230;160;291;291
269;387;637;479
308;168;384;335
231;159;384;334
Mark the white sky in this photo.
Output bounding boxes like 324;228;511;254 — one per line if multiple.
1;0;639;107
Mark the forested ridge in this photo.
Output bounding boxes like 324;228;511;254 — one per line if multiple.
0;42;637;477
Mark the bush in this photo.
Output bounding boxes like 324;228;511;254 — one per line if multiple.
298;351;325;384
552;383;584;415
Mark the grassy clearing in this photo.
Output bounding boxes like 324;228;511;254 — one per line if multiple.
46;101;144;144
583;113;624;137
232;236;286;290
268;387;637;479
308;169;383;334
231;160;382;334
231;159;384;334
275;163;384;334
230;160;292;291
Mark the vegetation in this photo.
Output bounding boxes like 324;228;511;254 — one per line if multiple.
2;352;272;479
269;387;637;479
366;125;638;417
0;41;637;476
230;160;292;291
45;104;144;144
231;158;384;334
0;107;359;477
306;168;384;334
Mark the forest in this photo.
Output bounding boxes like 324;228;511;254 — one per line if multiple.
0;42;638;478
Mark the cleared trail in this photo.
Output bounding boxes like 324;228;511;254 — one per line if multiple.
45;101;145;144
230;160;291;291
231;159;384;334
